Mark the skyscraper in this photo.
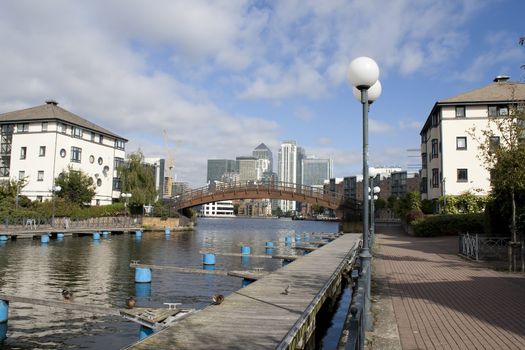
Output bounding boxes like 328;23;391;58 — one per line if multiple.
207;159;237;183
236;156;257;183
302;157;333;187
296;146;306;185
278;140;297;212
252;143;273;179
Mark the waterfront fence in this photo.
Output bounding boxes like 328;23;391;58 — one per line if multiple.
2;215;142;231
459;233;510;261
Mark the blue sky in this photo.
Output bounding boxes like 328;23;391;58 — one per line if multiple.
0;0;524;186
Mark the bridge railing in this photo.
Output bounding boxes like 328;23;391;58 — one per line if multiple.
173;180;345;207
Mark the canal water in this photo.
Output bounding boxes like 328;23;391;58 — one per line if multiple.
0;217;341;349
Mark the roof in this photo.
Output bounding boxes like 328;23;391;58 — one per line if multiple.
254;143;270;150
439;81;525;104
0;103;127;140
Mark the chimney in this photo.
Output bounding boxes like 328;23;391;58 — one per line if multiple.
45;100;58;106
493;75;510;83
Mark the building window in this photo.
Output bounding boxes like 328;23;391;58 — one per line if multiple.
60;148;66;158
115;139;125;150
421;177;428;193
432;168;439;188
112;177;122;190
17;123;29;133
488;105;497;117
457;168;468;182
39;146;46;157
456;137;467;150
99;135;103;144
489;136;500;152
41;122;48;131
96;178;102;187
455;106;465;118
421;153;427;169
114;157;125;169
36;196;43;202
20;146;27;159
98;157;103;165
58;123;67;134
431;113;439;126
71;147;82;163
37;170;44;181
72;127;82;138
431;139;438;159
89;155;95;164
19;170;25;179
499;106;508;116
91;132;96;142
488;105;509;117
421;133;427;144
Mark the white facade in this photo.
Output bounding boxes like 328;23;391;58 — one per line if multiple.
420;77;525;211
200;201;235;217
278;140;297;212
0;102;127;205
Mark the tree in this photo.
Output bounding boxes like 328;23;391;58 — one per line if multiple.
118;151;157;208
468;100;525;271
55;167;96;206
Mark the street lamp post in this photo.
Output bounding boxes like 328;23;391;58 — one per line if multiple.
348;56;382;331
51;185;61;227
370;184;381;245
121;193;132;217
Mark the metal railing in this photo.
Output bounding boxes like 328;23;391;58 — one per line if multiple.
459;233;511;261
173;180;348;210
2;215;142;232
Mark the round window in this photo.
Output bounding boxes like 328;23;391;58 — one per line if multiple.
98;157;103;165
60;149;66;158
97;178;102;187
89;155;95;164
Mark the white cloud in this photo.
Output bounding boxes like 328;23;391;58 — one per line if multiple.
369;118;392;134
318;137;333;145
294;106;315;122
398;120;422;130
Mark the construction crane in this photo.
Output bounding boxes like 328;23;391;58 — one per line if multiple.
163;129;176;198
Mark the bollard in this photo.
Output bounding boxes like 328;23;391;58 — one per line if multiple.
135;283;151;298
242;279;253;288
139;325;155;340
203;253;216;265
40;235;49;244
57;233;64;240
241;255;250;268
164;228;171;235
0;322;6;342
295;234;302;242
0;300;8;323
135;230;142;238
240;246;251;255
135;267;152;283
102;231;110;237
285;236;292;245
265;247;273;256
265;241;273;247
0;236;8;242
203;264;216;271
93;232;101;240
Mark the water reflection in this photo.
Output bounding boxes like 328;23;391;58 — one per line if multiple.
0;217;337;349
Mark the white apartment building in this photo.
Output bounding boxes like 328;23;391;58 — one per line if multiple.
420;76;525;212
200;201;235;217
278;140;297;212
0;101;127;205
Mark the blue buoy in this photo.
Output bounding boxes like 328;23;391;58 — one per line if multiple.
57;233;64;240
203;253;216;265
242;279;252;288
40;235;49;244
241;255;250;268
240;246;251;255
164;228;170;235
265;241;273;247
203;264;216;271
93;232;101;240
295;234;302;241
139;325;155;340
285;236;292;244
0;321;6;341
135;230;142;238
265;247;273;256
102;231;110;237
0;236;8;242
0;300;8;323
135;267;152;283
135;283;151;298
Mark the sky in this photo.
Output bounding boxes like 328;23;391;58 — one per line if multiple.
0;0;524;187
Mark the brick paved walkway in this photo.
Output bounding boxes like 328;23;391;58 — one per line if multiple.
374;224;525;350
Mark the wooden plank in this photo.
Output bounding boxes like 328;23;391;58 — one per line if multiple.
130;263;229;276
0;294;120;316
227;270;268;281
126;234;361;350
120;308;181;323
291;245;318;252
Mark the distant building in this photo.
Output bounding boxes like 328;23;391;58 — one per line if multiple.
278;140;298;212
172;181;190;196
419;76;525;211
236;156;257;183
390;171;420;198
200;200;235;217
302;157;333;187
252;143;273;178
220;171;240;184
144;157;172;199
0;100;127;205
207;159;237;183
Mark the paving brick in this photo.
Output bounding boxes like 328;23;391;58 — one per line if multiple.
373;224;525;350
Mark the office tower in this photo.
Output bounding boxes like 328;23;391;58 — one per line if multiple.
296;146;306;185
278;140;297;212
207;159;237;183
236;156;257;183
252;143;273;179
302;157;333;187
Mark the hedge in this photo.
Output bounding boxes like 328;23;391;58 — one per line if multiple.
411;213;485;237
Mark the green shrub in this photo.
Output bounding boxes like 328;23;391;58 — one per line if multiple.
411;213;485;237
405;208;424;224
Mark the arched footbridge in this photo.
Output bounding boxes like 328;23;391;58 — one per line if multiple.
171;181;359;212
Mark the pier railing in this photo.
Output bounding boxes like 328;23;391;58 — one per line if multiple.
1;215;142;232
459;233;510;261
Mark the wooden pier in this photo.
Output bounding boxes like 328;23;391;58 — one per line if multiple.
126;233;361;349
